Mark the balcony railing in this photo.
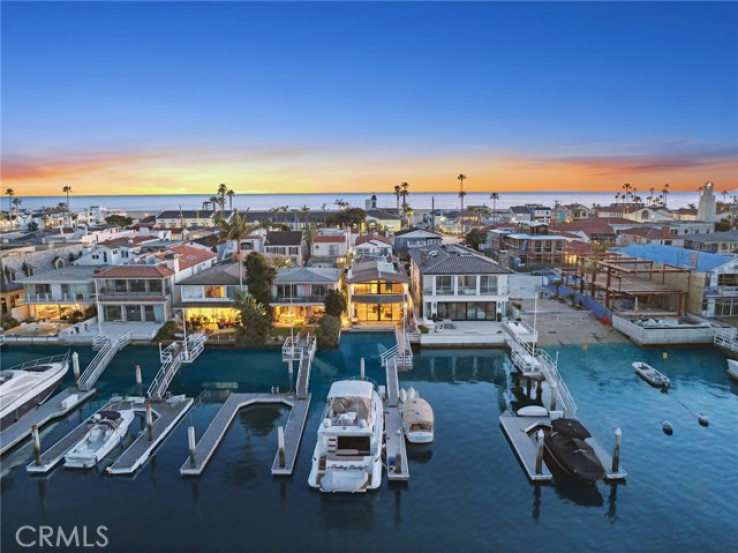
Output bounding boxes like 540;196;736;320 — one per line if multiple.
98;289;167;297
273;294;325;303
24;293;93;304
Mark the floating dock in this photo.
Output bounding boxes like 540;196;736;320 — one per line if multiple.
180;392;310;477
0;387;97;455
499;414;626;483
107;395;193;476
384;357;409;481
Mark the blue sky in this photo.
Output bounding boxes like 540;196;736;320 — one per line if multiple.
2;1;736;195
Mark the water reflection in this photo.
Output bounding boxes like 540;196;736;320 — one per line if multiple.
319;493;376;532
531;484;542;522
406;445;433;464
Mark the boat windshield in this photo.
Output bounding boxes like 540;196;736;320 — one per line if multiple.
0;372;13;384
24;365;55;373
329;396;372;425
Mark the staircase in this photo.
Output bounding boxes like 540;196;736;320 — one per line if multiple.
148;335;207;400
78;332;132;390
380;325;413;369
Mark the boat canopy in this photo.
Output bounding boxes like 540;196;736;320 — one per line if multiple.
98;411;122;421
329;396;371;425
327;380;374;399
551;418;591;439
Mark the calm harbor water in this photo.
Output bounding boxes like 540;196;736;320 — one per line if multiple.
1;335;737;553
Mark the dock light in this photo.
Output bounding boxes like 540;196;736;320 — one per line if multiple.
582;344;588;351
663;352;668;360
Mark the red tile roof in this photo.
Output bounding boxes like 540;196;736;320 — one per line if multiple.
94;265;174;279
355;234;391;246
99;236;154;247
314;235;346;243
155;245;216;270
621;226;674;239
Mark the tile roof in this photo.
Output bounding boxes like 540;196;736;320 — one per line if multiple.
167;245;217;269
355;234;392;246
16;266;97;284
409;245;511;275
157;210;214;219
681;231;738;244
98;236;155;247
265;231;303;246
313;235;345;243
393;227;442;238
274;267;341;284
621;226;674;239
94;265;174;279
176;262;242;286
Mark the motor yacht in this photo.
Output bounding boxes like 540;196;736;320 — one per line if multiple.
0;353;69;430
308;380;384;493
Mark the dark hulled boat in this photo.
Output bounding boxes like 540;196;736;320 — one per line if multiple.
543;418;605;483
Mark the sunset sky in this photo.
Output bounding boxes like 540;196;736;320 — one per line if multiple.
2;1;737;196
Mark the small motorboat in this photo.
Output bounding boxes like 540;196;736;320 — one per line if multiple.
399;389;434;444
727;359;738;382
633;362;670;388
64;410;135;469
543;418;605;483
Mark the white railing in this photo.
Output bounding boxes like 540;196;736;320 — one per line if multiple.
714;327;738;353
147;354;183;400
78;332;132;390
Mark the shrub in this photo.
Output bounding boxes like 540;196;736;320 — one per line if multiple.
152;321;178;343
316;314;340;349
323;289;347;317
1;317;19;330
418;324;429;334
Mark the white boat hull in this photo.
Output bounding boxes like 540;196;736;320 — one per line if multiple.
64;411;135;469
0;360;69;430
727;359;738;382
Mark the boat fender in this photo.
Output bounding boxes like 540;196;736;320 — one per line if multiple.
399;389;407;403
323;418;332;428
407;387;416;400
661;421;673;435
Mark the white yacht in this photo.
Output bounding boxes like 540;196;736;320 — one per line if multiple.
0;353;69;430
399;387;434;444
727;359;738;382
64;409;135;469
308;380;384;493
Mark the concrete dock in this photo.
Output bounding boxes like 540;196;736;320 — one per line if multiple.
0;387;97;455
107;395;193;476
499;414;626;483
26;397;145;474
180;392;310;477
384;357;409;481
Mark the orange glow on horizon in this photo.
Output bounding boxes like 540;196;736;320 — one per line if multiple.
4;147;736;196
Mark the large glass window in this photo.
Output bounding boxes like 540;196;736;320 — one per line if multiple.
479;276;498;294
423;276;434;295
458;276;477;295
204;286;225;299
436;276;453;295
436;301;497;321
104;305;123;321
114;280;127;293
125;305;142;322
149;280;163;293
129;279;146;293
144;305;157;322
182;286;204;300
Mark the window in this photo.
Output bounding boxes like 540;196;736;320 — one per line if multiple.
328;245;339;256
149;280;163;293
182;286;203;300
204;286;225;299
458;276;477;295
423;276;434;294
130;279;146;293
144;305;157;322
125;305;142;322
104;305;123;321
114;280;127;293
480;276;498;294
436;276;453;294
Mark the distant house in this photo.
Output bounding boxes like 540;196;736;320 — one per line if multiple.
264;231;307;267
509;205;551;224
354;234;393;256
618;226;683;248
156;210;216;228
347;254;409;324
409;244;511;322
310;230;350;267
486;223;567;269
392;228;442;255
365;209;402;233
683;232;738;255
272;267;343;324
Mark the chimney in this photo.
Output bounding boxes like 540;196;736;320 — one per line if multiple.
165;252;181;273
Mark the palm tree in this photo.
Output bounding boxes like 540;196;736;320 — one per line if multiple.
280;205;289;222
649;187;656;206
335;198;347;210
5;188;14;229
11;197;22;218
300;205;311;227
458;174;467;211
227;189;235;210
217;183;228;217
217;209;256;257
209;196;219;215
269;207;280;223
621;183;631;205
62;186;72;227
400;182;409;212
394;184;401;213
489;192;500;223
218;196;226;216
202;200;210;211
661;183;670;208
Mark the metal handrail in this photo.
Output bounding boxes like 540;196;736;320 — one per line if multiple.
4;351;70;372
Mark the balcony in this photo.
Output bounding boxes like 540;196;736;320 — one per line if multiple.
273;294;326;304
24;294;93;305
98;289;168;298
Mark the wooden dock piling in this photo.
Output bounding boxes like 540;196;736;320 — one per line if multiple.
32;425;41;466
535;429;544;475
612;427;621;473
72;353;80;386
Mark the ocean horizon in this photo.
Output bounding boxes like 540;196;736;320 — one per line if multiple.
7;191;712;214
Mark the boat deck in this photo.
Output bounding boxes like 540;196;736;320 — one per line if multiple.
180;392;310;477
499;414;626;482
106;396;193;476
0;387;97;455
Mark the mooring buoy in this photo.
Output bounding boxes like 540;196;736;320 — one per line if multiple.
662;421;673;435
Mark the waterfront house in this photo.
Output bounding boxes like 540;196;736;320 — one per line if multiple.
347;254;409;324
264;231;307;267
392;228;442;256
94;265;173;325
272;267;343;325
409;244;511;322
175;262;243;332
17;266;96;321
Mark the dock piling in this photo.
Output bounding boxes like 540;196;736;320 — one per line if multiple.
72;352;80;386
360;358;365;380
612;427;621;473
135;364;143;386
188;425;197;465
278;426;285;468
145;401;154;441
549;381;558;411
535;429;544;475
32;425;42;466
